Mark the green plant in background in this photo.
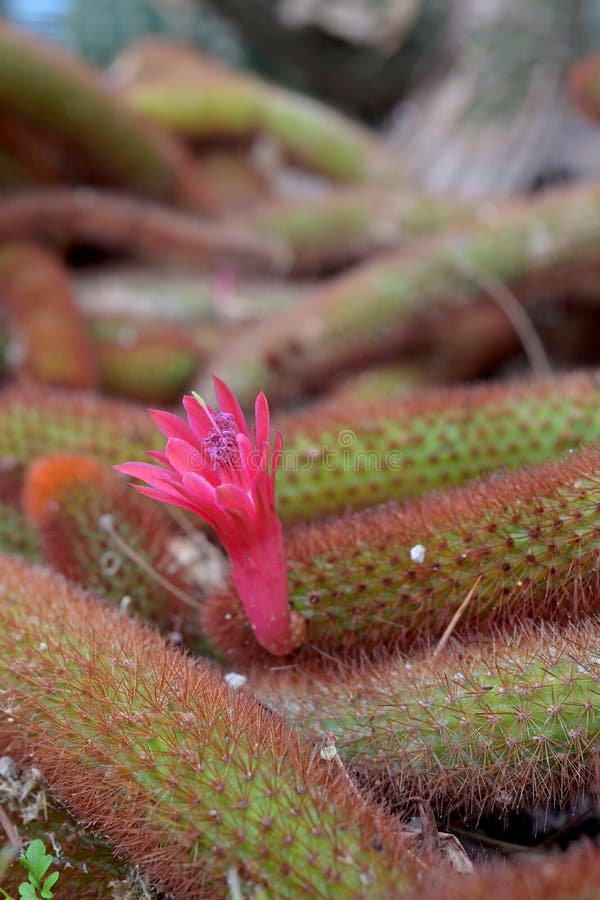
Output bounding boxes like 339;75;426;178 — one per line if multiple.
16;841;58;900
0;840;59;900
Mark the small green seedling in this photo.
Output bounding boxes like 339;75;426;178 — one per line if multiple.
16;840;58;900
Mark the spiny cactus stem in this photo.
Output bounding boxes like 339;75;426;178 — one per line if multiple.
0;555;416;898
250;618;600;819
97;512;201;612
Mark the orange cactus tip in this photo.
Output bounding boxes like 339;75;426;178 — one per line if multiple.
24;453;107;527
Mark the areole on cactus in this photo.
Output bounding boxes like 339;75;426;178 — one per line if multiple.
116;376;306;656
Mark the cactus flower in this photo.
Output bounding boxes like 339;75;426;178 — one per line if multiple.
116;376;305;655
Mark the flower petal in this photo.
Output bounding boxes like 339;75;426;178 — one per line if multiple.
133;484;217;522
236;433;260;482
254;391;270;450
114;461;175;486
166;437;206;477
145;450;169;465
182;394;216;441
213;375;251;441
150;409;195;444
215;483;255;521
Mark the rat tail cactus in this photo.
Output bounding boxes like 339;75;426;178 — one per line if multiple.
0;554;419;898
202;440;600;663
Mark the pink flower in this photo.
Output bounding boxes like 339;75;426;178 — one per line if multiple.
115;377;305;656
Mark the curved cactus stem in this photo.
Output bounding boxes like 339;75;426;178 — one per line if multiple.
275;369;600;524
0;188;287;273
250;618;600;820
0;555;417;898
205;182;600;406
203;441;600;662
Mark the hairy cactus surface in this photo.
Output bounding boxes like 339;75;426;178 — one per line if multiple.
276;369;600;523
0;385;158;475
0;555;416;898
250;619;600;819
423;842;600;900
203;442;600;662
23;453;196;633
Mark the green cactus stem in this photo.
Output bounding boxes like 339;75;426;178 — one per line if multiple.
0;22;182;201
275;369;600;524
0;554;416;898
113;39;399;183
23;453;198;635
8;368;600;536
250;618;600;820
319;299;520;408
202;441;600;662
0;501;40;560
0;188;287;273
249;188;475;274
204;181;600;406
90;316;199;404
0;243;97;390
0;386;160;511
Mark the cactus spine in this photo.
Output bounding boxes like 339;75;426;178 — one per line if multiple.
0;555;416;898
250;619;600;819
203;442;600;661
23;453;197;634
277;370;600;524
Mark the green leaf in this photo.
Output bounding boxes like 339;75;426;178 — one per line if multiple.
21;841;52;883
40;871;59;899
17;884;36;900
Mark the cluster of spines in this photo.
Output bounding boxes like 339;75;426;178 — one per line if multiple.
276;369;600;523
0;554;416;898
0;384;158;476
23;452;197;635
249;618;600;822
203;441;600;662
